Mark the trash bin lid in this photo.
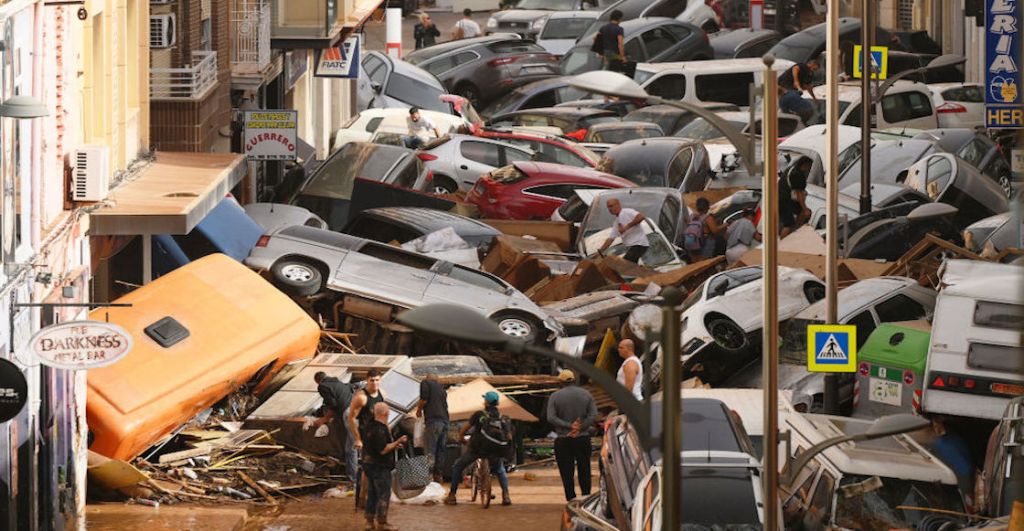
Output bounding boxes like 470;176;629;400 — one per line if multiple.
859;321;931;374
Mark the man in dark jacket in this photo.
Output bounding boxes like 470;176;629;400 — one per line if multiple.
363;402;407;531
596;10;627;73
416;374;449;483
546;370;598;501
312;371;357;484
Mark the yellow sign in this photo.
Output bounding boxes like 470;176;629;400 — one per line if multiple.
853;45;889;80
807;324;857;373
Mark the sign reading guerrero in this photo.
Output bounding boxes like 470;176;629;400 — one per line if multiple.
243;110;299;161
986;0;1023;128
28;321;133;370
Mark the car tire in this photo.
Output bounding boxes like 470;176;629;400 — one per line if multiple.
491;312;540;343
271;259;323;297
455;83;482;108
432;175;458;195
803;282;826;303
706;317;747;351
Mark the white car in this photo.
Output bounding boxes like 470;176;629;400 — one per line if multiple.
332;108;466;153
535;11;600;56
928;82;985;129
807;80;939;130
679;265;825;358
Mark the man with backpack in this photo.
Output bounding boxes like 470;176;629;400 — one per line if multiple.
311;371;358;487
445;391;513;506
683;197;724;262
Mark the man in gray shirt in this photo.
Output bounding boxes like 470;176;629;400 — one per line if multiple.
546;369;598;501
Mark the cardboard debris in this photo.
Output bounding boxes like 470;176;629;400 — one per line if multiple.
593;255;656;280
881;233;986;287
633;256;725;290
87;451;149;491
526;260;609;303
733;250;890;284
778;225;826;256
481;235;563;277
447;379;538;422
481;220;574;251
502;255;552;292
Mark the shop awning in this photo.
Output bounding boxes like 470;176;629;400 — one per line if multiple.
90;152;248;236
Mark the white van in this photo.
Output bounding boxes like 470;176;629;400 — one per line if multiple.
921;260;1024;421
633;58;795;107
782;412;964;530
807;80;939;130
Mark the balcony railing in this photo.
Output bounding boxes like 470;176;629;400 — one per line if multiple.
150;51;219;101
232;0;272;74
270;0;340;41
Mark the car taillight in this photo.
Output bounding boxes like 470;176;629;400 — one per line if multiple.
488;56;519;67
565;128;586;140
417;152;438;161
936;102;967;114
256;235;271;248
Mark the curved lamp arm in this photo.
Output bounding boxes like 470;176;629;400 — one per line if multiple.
645;95;756;177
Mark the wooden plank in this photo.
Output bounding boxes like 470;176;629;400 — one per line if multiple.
239;471;278;506
158;446;212;465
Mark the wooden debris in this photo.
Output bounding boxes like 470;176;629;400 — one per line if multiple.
238;471;278;506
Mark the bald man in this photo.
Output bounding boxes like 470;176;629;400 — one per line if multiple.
616;339;643;401
598;198;648;263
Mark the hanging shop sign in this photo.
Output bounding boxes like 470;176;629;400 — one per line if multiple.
28;320;133;370
314;35;360;78
985;0;1023;128
243;110;299;161
0;358;28;422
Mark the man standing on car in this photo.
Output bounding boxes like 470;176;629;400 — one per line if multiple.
599;198;648;263
546;369;598;501
404;107;441;149
778;59;820;124
311;372;358;489
415;373;449;483
363;402;407;531
596;10;627;73
348;369;387;508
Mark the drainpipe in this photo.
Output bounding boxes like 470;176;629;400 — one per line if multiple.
31;0;43;250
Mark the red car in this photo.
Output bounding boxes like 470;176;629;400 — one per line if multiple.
473;127;602;170
467;161;635;220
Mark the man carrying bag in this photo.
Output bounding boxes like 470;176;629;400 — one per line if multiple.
594;10;628;73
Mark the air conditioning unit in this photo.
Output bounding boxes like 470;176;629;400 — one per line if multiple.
150;14;176;48
73;145;110;202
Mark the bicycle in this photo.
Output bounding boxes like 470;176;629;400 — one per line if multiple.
469;456;493;508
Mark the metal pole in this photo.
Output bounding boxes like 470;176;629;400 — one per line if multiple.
859;1;874;215
661;286;684;531
761;52;780;531
823;0;842;415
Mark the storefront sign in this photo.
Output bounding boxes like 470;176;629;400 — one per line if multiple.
28;320;133;370
0;358;27;422
314;35;360;78
243;110;298;161
985;0;1023;128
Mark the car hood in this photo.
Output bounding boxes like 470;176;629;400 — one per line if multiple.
492;10;553;23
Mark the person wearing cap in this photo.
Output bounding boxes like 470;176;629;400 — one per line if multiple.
403;107;441;149
546;369;598;501
446;391;512;506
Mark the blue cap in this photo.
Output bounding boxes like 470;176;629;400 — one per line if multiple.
483;391;500;404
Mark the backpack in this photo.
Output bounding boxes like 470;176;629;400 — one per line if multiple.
474;409;513;459
683;213;708;251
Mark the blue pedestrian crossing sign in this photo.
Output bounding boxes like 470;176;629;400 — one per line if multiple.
853;45;889;80
807;324;857;372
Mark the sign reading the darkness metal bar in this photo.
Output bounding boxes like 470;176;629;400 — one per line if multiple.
986;0;1023;128
315;35;360;78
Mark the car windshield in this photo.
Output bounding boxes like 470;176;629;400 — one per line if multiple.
633;69;657;85
580;193;666;238
768;32;819;63
385;73;449;113
834;476;964;531
591;126;662;143
515;0;574;9
601;221;678;268
562;48;601;76
676;117;746;140
301;144;399;199
964;214;1010;252
541;17;595;39
706;268;763;300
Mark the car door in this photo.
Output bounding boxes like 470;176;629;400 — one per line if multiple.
358;54;389;110
334;241;435;306
455;138;504;188
424;262;513;312
878;90;937;129
644;73;688;100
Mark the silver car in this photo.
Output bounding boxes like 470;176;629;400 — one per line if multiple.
244;225;563;343
417;134;536;193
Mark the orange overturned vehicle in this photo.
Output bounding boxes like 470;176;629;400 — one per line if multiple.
87;254;320;460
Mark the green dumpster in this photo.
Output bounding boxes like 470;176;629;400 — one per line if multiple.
853;320;931;419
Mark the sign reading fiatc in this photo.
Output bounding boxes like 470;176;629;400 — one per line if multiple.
28;320;133;370
243;110;299;161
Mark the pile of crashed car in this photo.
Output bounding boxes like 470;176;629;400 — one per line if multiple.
83;5;1021;531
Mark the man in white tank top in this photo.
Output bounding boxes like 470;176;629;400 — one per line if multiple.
616;339;643;401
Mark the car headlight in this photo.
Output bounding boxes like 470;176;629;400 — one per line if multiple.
532;16;548;31
487;17;498;29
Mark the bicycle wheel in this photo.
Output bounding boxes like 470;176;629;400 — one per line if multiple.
480;458;492;509
469;460;480;502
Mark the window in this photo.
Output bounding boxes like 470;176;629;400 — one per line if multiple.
423;56;456;76
540;17;593;40
843;104;863;127
389;158;420;188
384;74;448;113
646;74;687;100
874;294;927;323
967;342;1024;374
778;117;800;136
974;301;1024;330
536;142;588;167
641;28;676;58
364;55;387;85
501;146;533;164
345;218;419;243
881;91;933;123
522;89;557;108
358;242;436;270
667;149;693;189
444;265;508;293
942;85;984;102
199;17;212;51
737;39;775;58
847;311;876;349
662;23;691;42
366;117;384;133
460;141;501;166
695;72;754;106
556;86;588;103
451;51;478;67
957;138;991;169
659;198;681;239
523;184;578;200
625;38;644;61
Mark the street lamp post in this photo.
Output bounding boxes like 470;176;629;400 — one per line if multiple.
823;0;842;416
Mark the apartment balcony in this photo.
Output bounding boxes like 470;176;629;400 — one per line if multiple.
232;0;272;75
150;51;219;101
270;0;383;49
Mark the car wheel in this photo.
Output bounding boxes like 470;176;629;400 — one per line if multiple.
803;282;826;303
492;312;540;343
271;259;323;297
432;175;458;195
706;317;747;351
455;83;481;108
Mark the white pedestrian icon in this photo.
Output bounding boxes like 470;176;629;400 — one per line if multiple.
817;334;847;361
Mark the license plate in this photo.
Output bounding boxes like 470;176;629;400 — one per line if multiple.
869;377;902;406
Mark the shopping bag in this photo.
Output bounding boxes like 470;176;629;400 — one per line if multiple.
394;445;431;492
